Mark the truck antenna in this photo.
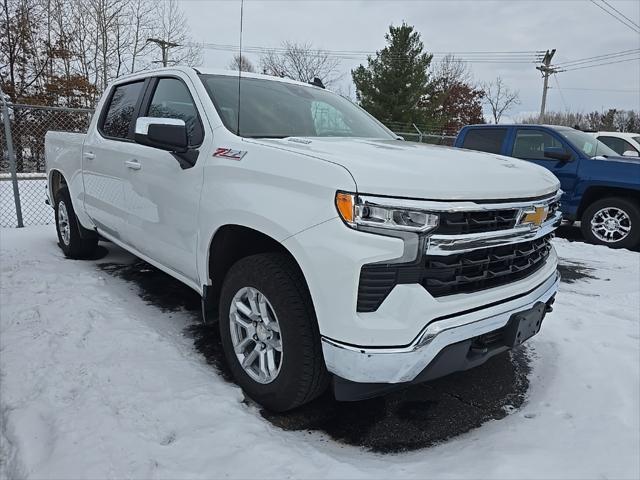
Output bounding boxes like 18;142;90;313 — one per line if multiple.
236;0;244;136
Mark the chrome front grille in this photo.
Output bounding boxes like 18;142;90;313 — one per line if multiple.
436;209;519;234
356;191;561;313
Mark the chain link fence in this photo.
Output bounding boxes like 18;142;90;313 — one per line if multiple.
1;103;457;229
1;103;94;228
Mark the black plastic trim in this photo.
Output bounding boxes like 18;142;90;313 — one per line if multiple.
357;234;553;312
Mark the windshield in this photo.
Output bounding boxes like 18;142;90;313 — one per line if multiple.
558;129;618;158
633;136;640;144
199;74;394;139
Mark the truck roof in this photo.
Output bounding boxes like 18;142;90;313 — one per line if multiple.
462;124;574;131
591;131;640;138
110;66;323;89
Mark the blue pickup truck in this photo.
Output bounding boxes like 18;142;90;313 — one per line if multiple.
454;125;640;249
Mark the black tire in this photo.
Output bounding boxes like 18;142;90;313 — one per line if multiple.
219;252;329;412
581;197;640;249
54;186;98;258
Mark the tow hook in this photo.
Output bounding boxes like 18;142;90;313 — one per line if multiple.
545;296;556;313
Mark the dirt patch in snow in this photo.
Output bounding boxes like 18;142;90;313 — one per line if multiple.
262;349;530;453
98;260;201;313
98;258;532;454
558;260;599;284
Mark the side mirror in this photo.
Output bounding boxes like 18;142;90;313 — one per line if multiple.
623;150;639;157
134;117;188;153
544;146;572;162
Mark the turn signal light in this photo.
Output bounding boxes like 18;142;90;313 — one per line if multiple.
335;192;355;224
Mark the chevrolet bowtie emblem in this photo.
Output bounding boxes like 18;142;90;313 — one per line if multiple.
521;206;549;227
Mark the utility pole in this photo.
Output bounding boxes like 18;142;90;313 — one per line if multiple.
147;38;180;67
536;49;558;121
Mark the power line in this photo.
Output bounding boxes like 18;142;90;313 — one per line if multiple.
554;48;640;67
195;42;543;56
558;87;639;93
191;42;544;63
553;74;569;111
589;0;640;34
601;0;640;30
560;56;640;72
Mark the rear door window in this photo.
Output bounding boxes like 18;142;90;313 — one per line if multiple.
101;81;145;139
512;129;564;160
461;128;507;154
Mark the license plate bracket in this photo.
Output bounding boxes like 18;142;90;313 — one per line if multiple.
504;302;547;347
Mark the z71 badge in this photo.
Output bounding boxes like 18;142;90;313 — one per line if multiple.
213;148;247;160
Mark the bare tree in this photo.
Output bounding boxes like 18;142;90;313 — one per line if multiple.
150;0;202;67
229;54;255;72
0;0;51;101
127;0;154;72
1;0;203;108
482;76;520;124
260;41;342;86
432;54;473;90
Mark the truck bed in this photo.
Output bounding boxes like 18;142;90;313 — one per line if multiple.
44;131;86;206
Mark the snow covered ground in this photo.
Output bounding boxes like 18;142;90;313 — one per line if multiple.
1;225;638;479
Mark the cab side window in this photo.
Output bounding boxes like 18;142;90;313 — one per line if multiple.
512;129;564;160
101;81;144;139
146;78;204;146
461;129;506;154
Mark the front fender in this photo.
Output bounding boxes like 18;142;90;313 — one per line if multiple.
195;147;357;287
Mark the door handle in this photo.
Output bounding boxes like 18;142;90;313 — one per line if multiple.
125;160;142;170
84;152;95;160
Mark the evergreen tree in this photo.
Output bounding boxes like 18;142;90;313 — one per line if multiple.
351;23;433;129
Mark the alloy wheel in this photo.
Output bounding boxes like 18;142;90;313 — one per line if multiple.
590;206;632;243
58;200;71;246
229;286;283;384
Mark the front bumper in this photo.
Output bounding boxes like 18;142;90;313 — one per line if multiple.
322;270;559;386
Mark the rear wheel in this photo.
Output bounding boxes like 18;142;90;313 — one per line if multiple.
219;253;329;412
55;186;98;258
581;197;640;249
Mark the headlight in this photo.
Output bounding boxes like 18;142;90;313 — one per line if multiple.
335;192;439;233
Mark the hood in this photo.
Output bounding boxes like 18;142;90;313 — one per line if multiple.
596;155;640;165
252;137;560;201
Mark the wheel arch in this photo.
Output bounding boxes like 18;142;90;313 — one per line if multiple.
202;224;314;322
49;169;68;203
578;186;640;218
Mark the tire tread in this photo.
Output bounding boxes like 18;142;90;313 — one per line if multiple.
219;252;329;411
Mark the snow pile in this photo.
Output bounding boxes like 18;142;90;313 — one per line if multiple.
0;226;638;479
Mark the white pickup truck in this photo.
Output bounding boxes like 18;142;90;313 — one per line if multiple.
46;67;562;411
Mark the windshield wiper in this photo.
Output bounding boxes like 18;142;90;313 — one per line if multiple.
246;134;288;139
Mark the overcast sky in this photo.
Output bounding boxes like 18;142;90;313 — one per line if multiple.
179;0;640;122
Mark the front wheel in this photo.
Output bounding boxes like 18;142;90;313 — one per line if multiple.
219;253;329;412
581;197;640;249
